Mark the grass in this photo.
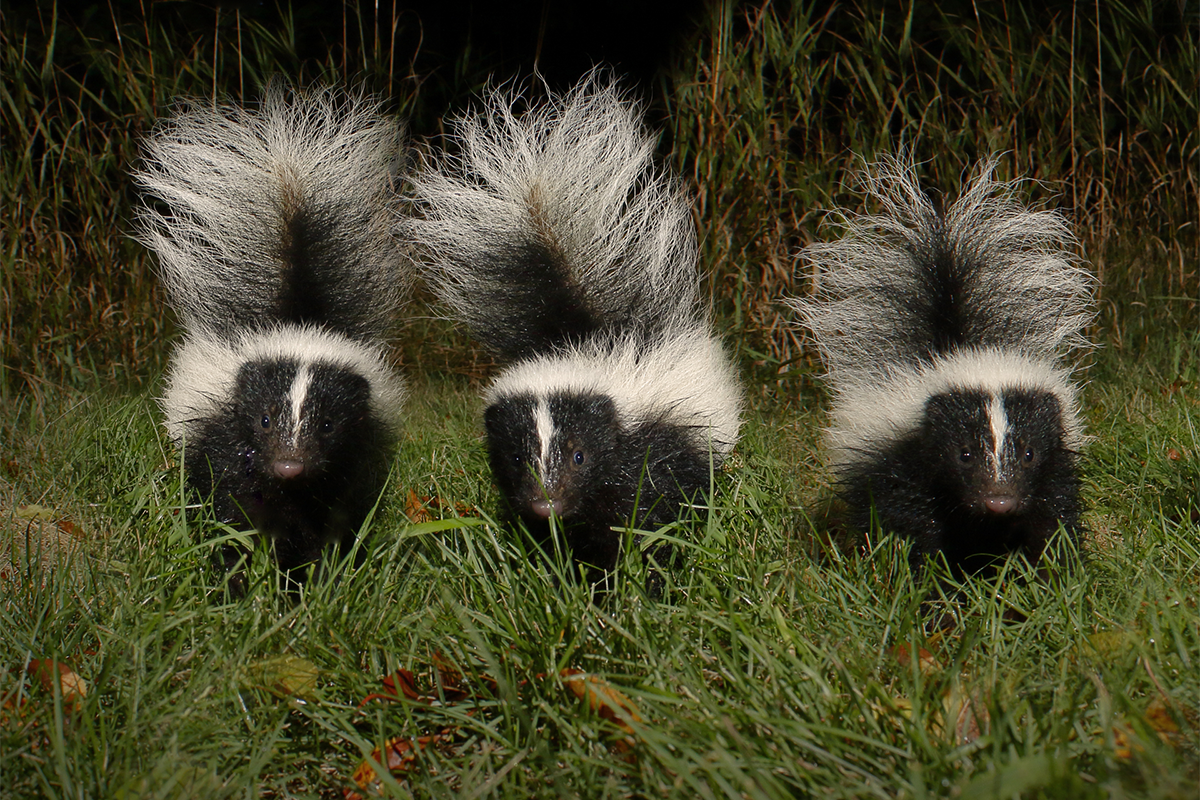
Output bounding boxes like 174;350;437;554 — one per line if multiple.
2;335;1198;797
2;0;1198;796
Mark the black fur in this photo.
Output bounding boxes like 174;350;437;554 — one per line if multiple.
844;388;1080;577
409;77;740;590
471;243;603;361
792;155;1094;581
484;390;710;585
185;360;392;590
139;86;408;592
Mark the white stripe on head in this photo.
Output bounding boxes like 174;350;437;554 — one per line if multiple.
162;323;406;446
483;324;742;459
827;346;1085;470
987;392;1008;481
534;398;554;475
288;364;313;445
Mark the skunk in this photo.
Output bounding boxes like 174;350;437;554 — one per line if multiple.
406;77;742;584
791;155;1095;575
135;86;408;588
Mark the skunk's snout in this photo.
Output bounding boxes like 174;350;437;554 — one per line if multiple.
983;492;1020;515
273;459;305;480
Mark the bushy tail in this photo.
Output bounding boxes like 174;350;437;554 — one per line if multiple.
135;84;408;343
405;74;701;362
792;154;1095;391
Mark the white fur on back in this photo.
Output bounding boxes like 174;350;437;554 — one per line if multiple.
406;73;701;341
486;325;742;455
162;323;406;442
828;347;1084;468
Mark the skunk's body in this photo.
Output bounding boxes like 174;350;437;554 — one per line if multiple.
136;86;408;586
407;77;741;583
792;156;1094;573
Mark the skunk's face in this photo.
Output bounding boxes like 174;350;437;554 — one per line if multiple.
485;391;619;523
924;388;1065;516
235;358;373;483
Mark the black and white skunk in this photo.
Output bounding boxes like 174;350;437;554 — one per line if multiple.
791;155;1095;575
405;77;742;584
135;86;408;588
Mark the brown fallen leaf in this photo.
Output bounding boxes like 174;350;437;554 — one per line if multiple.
403;491;479;523
1161;378;1187;396
346;733;455;798
359;657;493;709
1112;721;1140;760
404;490;435;524
1110;696;1186;761
1144;696;1182;746
26;658;87;713
943;677;990;745
888;643;942;676
560;669;643;734
561;668;642;757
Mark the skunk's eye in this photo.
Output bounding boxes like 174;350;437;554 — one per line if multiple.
1023;446;1036;463
321;418;333;432
958;448;972;463
573;449;585;466
260;414;271;430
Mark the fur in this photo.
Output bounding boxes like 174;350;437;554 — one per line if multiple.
791;155;1095;573
135;84;408;342
136;85;408;589
406;75;741;584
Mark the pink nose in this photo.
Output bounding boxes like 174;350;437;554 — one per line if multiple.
273;459;305;479
529;499;555;519
983;494;1018;515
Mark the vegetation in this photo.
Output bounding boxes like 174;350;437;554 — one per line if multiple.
2;1;1196;797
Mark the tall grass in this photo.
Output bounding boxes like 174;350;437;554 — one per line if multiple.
666;0;1198;363
4;0;1196;396
0;0;449;401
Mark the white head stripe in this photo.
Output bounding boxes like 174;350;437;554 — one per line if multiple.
987;393;1008;481
289;365;313;445
534;398;554;475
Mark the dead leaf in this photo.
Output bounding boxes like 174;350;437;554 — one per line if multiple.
2;494;85;584
404;492;479;524
1144;696;1182;746
26;658;87;713
1112;722;1140;760
944;678;990;745
242;655;319;700
404;491;434;524
16;505;55;521
346;733;453;797
888;643;942;676
359;658;491;709
1077;629;1138;664
561;668;642;757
